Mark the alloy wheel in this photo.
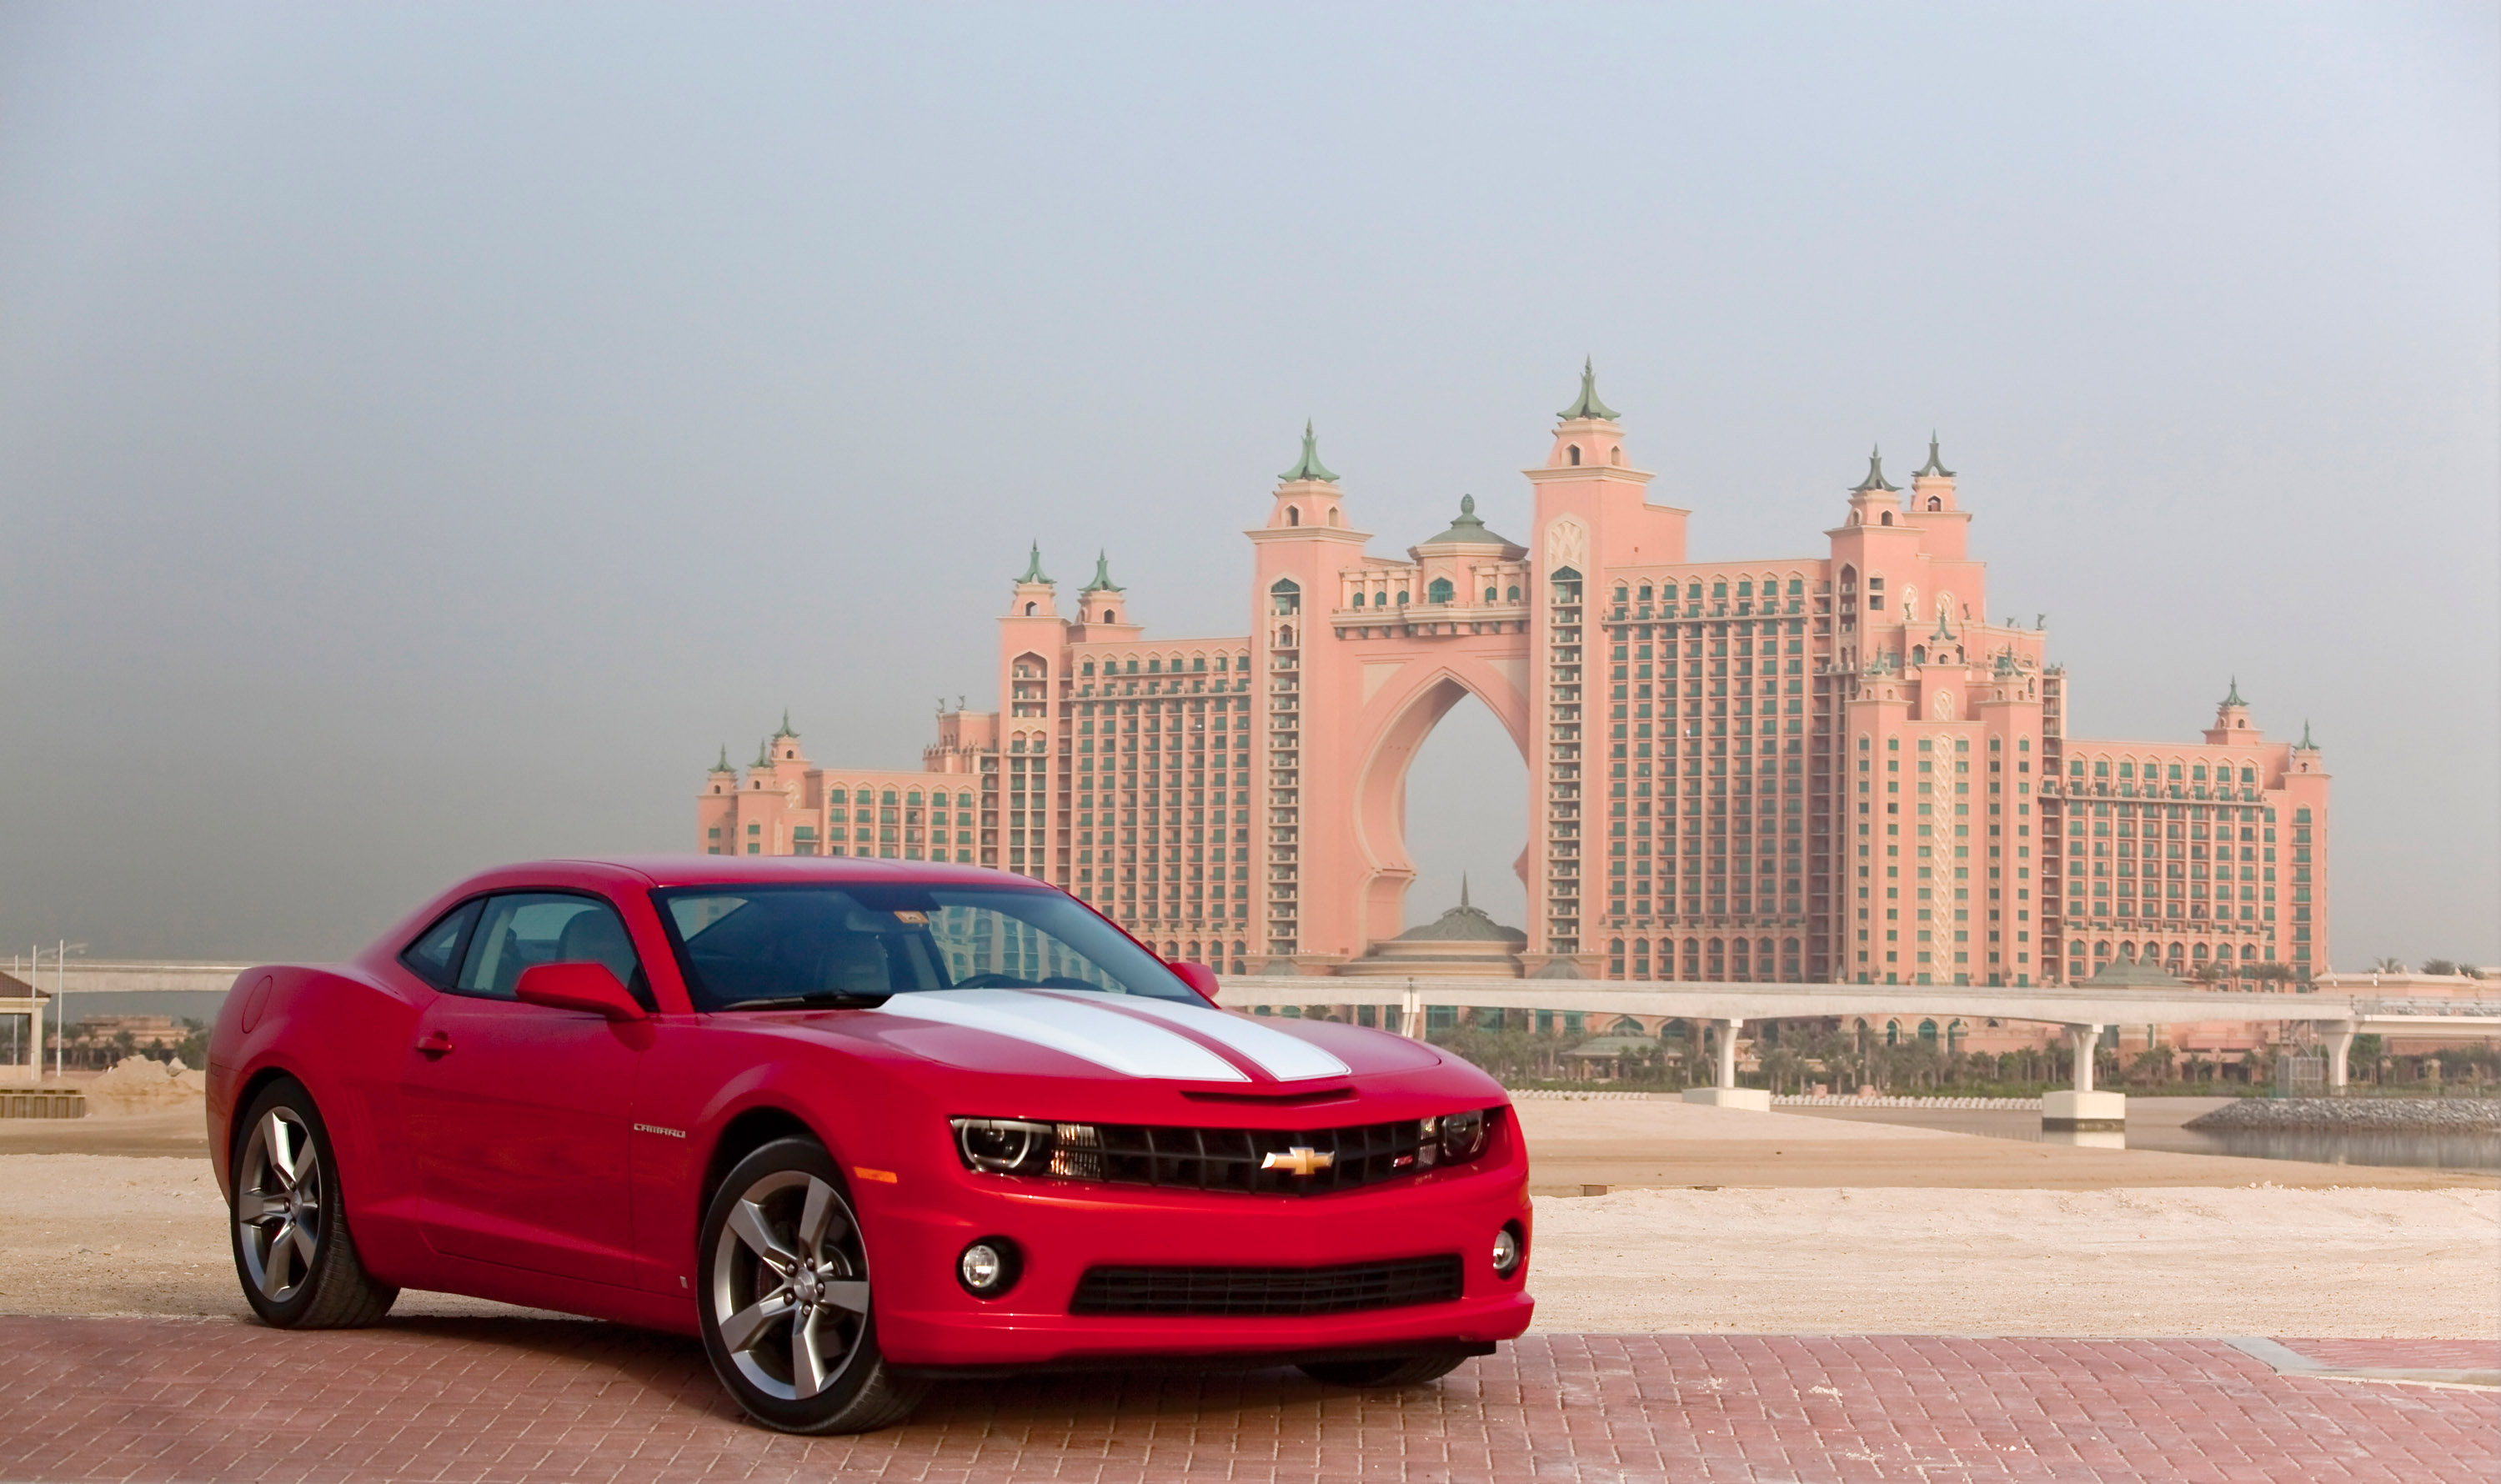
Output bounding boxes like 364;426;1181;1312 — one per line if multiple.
235;1106;323;1303
709;1170;870;1401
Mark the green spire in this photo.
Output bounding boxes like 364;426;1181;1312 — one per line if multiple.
1018;541;1051;584
754;737;772;768
1930;611;1955;644
2298;719;2317;750
1852;444;1898;493
1082;549;1124;594
713;745;732;773
1558;356;1619;420
1278;420;1338;482
774;709;797;739
2223;676;2245;708
1915;431;1954;479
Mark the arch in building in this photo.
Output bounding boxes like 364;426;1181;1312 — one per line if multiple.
1346;651;1534;952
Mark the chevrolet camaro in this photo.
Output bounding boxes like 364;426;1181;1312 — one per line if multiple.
206;856;1533;1432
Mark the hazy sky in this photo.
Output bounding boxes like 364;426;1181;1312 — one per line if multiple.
2;3;2493;966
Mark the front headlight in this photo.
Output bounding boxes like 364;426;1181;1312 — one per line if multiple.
950;1117;1103;1179
1414;1108;1497;1169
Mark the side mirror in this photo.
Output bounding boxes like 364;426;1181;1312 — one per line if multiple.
516;961;646;1020
1165;960;1220;1004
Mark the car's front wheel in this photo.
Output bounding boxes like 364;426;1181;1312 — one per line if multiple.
229;1078;398;1328
1298;1351;1474;1388
697;1138;927;1434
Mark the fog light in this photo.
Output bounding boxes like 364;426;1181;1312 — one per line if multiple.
956;1238;1020;1297
1491;1223;1524;1278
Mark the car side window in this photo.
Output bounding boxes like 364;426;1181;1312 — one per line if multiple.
454;893;650;1008
398;900;483;990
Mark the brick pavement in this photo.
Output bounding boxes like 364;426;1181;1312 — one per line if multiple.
0;1318;2491;1483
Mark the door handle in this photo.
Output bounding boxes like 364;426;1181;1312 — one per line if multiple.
416;1030;454;1057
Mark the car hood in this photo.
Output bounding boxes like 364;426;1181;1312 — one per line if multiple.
823;987;1446;1086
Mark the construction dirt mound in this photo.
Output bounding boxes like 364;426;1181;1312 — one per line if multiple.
83;1058;209;1117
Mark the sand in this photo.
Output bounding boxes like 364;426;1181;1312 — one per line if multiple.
3;1097;2493;1337
1527;1184;2499;1337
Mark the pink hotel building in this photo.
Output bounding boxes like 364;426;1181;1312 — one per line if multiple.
699;366;2331;987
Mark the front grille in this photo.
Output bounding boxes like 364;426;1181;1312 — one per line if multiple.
1057;1116;1458;1196
1070;1255;1463;1316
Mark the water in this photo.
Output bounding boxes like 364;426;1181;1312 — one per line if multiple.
1781;1103;2500;1172
2128;1123;2499;1172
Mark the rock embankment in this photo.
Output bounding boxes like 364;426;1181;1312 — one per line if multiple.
2187;1097;2500;1133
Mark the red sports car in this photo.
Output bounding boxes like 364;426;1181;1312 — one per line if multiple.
207;856;1533;1432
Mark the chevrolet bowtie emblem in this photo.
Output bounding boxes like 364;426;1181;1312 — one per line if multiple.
1261;1146;1334;1176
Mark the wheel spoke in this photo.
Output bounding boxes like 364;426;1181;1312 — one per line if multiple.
260;1221;298;1296
727;1200;796;1273
789;1308;828;1398
817;1279;870;1316
796;1177;842;1256
254;1196;290;1222
717;1291;794;1354
262;1114;298;1189
288;1216;319;1268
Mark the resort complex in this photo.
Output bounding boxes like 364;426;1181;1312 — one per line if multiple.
698;366;2331;987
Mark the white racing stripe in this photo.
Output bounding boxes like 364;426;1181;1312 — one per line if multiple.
1094;995;1352;1082
875;989;1248;1081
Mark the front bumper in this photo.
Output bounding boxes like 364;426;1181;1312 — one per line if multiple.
865;1144;1534;1368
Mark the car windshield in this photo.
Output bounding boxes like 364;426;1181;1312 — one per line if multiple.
651;883;1200;1011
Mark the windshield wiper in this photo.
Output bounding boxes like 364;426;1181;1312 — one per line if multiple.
720;992;891;1010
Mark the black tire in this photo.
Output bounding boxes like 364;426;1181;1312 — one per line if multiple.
1298;1351;1473;1388
697;1137;927;1434
228;1077;398;1328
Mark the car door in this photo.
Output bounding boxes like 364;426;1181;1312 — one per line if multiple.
398;890;649;1288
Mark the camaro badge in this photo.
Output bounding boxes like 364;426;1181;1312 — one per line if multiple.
1260;1146;1334;1176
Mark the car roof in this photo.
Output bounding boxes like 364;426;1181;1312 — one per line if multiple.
516;855;1048;891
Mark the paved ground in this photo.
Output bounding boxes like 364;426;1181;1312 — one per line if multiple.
1;1318;2491;1483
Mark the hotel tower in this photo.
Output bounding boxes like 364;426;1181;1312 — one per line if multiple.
699;365;2330;988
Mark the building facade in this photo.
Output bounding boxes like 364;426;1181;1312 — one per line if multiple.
698;366;2332;986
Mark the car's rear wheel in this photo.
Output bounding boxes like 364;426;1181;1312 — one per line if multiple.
229;1078;398;1328
1298;1351;1474;1388
697;1138;927;1434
